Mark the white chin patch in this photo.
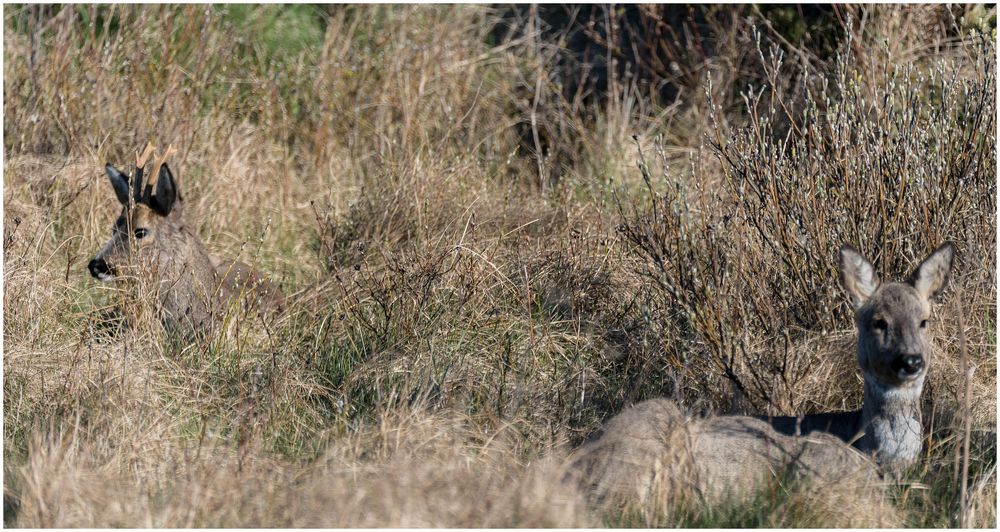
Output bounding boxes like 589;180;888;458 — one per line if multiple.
97;272;115;282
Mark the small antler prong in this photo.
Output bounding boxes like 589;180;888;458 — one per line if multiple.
131;142;157;205
135;142;156;170
149;144;176;190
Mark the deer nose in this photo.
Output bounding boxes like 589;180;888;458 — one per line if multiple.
891;354;924;376
88;258;112;280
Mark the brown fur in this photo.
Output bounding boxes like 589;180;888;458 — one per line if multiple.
566;399;879;513
212;257;287;316
89;160;285;339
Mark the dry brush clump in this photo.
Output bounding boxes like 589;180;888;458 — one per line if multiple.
618;18;995;411
296;201;653;443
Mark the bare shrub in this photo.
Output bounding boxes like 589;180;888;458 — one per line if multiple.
617;23;995;415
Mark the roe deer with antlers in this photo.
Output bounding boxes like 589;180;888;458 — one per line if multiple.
567;243;954;507
88;146;286;339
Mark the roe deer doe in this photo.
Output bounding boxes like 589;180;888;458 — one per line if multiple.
764;242;954;471
567;243;954;507
88;146;286;339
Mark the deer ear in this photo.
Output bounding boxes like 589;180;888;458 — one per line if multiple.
839;245;879;310
150;163;177;215
104;164;131;205
908;242;955;301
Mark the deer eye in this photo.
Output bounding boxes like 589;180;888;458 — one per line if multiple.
920;319;928;329
873;318;888;331
134;228;150;240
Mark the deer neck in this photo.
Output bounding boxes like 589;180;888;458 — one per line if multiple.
858;376;924;470
152;221;221;336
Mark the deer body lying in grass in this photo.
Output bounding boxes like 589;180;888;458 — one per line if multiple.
568;243;954;508
88;149;286;339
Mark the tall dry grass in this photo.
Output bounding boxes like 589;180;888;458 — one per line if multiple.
4;4;996;527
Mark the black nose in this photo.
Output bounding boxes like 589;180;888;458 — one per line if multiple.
88;258;111;278
891;354;924;375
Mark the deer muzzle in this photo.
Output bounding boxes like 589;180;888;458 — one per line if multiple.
88;258;115;281
890;354;924;378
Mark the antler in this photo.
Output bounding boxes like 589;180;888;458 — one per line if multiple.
131;142;157;204
148;144;176;189
135;142;156;170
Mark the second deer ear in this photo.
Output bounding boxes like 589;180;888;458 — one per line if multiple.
839;245;879;310
104;164;131;205
908;242;955;301
150;163;178;216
